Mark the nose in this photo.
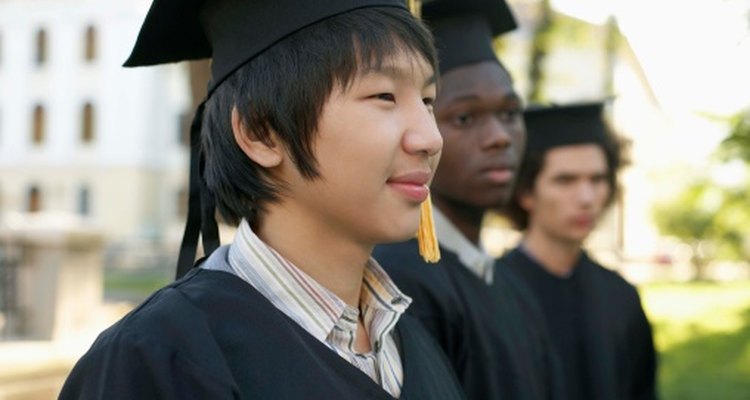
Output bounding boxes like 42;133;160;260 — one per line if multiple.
481;116;512;150
577;182;596;206
403;106;443;158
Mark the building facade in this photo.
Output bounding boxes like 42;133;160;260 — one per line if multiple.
0;0;191;247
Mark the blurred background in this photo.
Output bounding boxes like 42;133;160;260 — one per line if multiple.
0;0;748;398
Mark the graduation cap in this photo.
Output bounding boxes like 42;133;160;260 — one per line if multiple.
125;0;408;278
126;0;406;94
421;0;517;73
523;102;609;154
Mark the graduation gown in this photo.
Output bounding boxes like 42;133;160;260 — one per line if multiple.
500;248;657;400
374;239;564;400
60;248;465;400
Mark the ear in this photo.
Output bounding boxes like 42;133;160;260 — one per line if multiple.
232;107;283;168
518;190;535;213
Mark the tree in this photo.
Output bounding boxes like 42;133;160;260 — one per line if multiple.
718;109;750;164
654;108;750;280
653;177;750;280
653;180;715;280
527;0;553;103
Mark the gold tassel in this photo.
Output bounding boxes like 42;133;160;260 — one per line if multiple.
408;0;437;263
417;192;441;263
407;0;421;19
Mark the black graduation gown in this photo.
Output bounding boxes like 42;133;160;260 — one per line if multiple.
59;248;465;400
500;248;657;400
374;239;564;400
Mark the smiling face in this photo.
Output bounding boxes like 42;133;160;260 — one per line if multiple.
272;50;442;245
430;61;525;215
520;144;611;246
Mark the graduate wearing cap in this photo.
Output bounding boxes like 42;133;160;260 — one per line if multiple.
59;1;467;399
374;1;565;399
499;103;658;400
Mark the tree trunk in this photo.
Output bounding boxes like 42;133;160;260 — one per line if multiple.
527;0;552;103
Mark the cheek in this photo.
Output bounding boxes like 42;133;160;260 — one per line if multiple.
438;133;473;169
538;190;566;215
594;185;611;208
510;129;526;157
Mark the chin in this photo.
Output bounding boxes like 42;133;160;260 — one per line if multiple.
563;232;590;246
375;222;419;244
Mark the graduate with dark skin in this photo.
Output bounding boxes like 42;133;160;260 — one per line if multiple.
430;61;523;243
58;1;467;399
500;103;657;400
374;1;565;399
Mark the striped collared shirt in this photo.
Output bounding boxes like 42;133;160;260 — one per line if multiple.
226;220;412;397
433;207;495;284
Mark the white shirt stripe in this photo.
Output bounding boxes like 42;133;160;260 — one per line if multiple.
227;220;411;397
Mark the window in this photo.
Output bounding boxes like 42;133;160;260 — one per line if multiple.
81;103;95;143
78;186;90;216
27;186;41;213
84;25;96;62
35;29;47;66
31;104;45;145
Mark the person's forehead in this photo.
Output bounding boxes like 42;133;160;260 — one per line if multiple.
542;144;607;172
358;52;436;83
436;61;516;103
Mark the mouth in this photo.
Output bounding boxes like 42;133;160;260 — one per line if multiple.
480;166;515;184
571;215;594;228
387;170;431;203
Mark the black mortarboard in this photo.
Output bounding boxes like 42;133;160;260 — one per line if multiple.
124;0;407;278
421;0;517;73
125;0;406;94
523;102;609;153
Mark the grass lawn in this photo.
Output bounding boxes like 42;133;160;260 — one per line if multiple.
639;281;750;400
104;267;171;302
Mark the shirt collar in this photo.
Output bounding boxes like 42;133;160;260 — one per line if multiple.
433;208;495;284
227;219;411;345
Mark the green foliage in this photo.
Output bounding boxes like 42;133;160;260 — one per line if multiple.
641;282;750;400
653;179;750;264
719;109;750;164
527;0;553;102
548;12;608;49
653;109;750;266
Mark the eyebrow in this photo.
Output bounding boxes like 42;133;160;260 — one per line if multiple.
447;91;522;105
364;65;437;89
552;170;608;179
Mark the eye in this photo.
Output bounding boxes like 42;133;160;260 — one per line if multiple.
553;175;576;185
452;113;475;128
374;93;396;102
592;174;608;184
497;108;522;123
423;97;435;112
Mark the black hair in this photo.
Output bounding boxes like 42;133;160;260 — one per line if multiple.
201;7;437;225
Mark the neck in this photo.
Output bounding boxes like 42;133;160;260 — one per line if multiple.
522;228;582;277
432;194;485;245
255;205;370;308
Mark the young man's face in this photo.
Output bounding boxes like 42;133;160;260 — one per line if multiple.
430;61;525;212
278;50;442;244
520;143;611;245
